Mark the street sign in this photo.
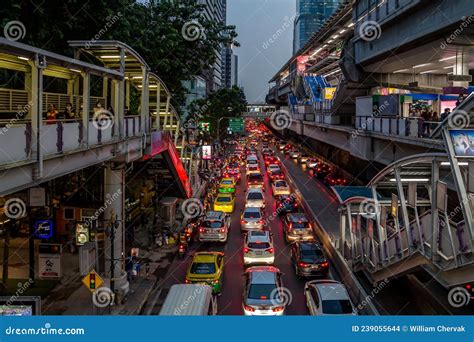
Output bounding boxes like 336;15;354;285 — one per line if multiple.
229;118;244;133
38;243;62;279
82;270;103;293
34;219;53;239
199;122;210;132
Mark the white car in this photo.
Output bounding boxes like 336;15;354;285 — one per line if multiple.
245;188;265;208
244;230;275;265
289;150;300;159
271;180;290;196
306;158;318;168
304;280;358;316
243;266;285;316
267;164;280;174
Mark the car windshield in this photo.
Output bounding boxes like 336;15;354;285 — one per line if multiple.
248;242;270;249
271;170;281;175
248;284;278;300
301;248;323;259
248;192;263;200
243;211;261;219
322;299;353;314
190;262;216;275
291;222;308;229
275;181;287;187
203;220;223;228
221;180;233;185
217;197;231;203
249;174;262;181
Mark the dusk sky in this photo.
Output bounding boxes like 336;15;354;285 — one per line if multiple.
228;0;296;103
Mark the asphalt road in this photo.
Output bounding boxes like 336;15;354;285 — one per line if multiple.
153;143;338;315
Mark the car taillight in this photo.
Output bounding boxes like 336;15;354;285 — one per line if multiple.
272;306;284;312
241;219;246;224
299;262;310;268
185;279;191;284
244;247;250;253
199;228;204;233
321;262;329;268
258;219;264;224
266;248;274;253
244;305;255;312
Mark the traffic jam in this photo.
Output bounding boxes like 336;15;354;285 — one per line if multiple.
159;120;357;316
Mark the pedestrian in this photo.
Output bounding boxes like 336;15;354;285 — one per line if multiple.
46;104;57;124
64;102;76;119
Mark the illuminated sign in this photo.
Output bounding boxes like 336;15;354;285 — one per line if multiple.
202;145;212;160
75;223;90;246
324;87;337;100
450;130;474;157
34;219;53;239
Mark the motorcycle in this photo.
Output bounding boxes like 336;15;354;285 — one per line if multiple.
178;243;186;259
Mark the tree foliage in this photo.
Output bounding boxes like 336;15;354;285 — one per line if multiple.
0;0;238;106
188;86;247;138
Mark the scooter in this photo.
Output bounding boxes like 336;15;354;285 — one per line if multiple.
178;243;187;259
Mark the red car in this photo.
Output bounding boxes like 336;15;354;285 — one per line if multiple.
224;168;241;183
264;155;278;166
324;172;349;186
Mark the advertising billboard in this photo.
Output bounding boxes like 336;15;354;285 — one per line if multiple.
450;130;474;157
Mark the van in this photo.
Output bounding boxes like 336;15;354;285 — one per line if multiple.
159;284;217;315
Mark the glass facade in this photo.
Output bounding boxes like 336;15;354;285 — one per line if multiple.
293;0;343;53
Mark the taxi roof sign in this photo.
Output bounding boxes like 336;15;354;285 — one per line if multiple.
82;270;103;293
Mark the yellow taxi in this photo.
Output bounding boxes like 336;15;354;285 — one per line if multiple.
218;178;236;194
185;252;225;294
213;193;235;213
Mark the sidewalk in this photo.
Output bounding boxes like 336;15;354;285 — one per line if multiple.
41;244;177;315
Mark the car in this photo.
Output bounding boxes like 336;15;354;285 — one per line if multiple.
245;188;265;208
185;252;225;294
324;171;349;186
283;144;293;153
304;280;357;316
291;242;329;277
243;230;275;266
213;193;235;214
298;154;310;164
275;194;299;215
313;163;332;179
243;266;285;316
282;213;315;242
198;211;231;242
264;155;278;166
241;207;264;232
267;164;280;174
218;178;236;194
278;142;286;151
306;158;318;169
225;168;241;183
289;149;300;159
271;179;290;196
268;168;284;181
247;172;264;189
227;160;240;169
246;163;260;175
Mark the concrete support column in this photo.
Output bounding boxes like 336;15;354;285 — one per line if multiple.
155;84;161;130
67;79;74;105
28;59;43;178
163;96;170;132
102;77;108;107
81;72;90;147
104;164;129;298
140;66;149;133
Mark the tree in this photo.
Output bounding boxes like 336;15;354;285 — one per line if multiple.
188;86;247;138
0;0;238;106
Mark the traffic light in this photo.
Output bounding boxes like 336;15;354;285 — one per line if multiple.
90;272;96;290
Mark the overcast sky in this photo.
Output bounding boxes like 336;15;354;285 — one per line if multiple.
227;0;295;103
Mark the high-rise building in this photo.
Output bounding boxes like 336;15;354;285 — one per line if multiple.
198;0;227;92
293;0;343;54
223;46;238;88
